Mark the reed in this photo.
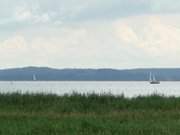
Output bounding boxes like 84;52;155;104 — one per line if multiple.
0;92;179;135
0;93;179;113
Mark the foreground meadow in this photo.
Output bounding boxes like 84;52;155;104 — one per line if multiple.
0;93;180;135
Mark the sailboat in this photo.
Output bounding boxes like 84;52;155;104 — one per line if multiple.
149;72;160;84
33;74;37;81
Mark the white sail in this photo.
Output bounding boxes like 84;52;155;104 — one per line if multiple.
149;73;160;84
33;74;37;81
149;72;152;82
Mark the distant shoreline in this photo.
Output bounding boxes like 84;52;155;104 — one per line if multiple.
0;67;180;81
0;80;179;82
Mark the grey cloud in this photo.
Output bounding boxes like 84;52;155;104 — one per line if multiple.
1;0;180;24
1;0;180;36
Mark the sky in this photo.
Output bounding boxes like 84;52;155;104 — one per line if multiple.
0;0;180;69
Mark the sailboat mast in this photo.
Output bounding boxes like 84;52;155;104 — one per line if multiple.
33;74;37;81
149;72;152;82
153;75;156;81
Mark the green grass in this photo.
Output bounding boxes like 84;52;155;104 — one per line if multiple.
0;93;180;134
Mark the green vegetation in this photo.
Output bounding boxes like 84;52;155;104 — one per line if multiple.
0;93;180;135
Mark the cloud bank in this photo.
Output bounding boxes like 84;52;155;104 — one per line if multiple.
0;0;180;68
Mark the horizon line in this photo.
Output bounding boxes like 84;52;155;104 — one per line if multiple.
0;66;180;71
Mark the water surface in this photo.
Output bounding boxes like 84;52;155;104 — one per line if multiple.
0;81;179;97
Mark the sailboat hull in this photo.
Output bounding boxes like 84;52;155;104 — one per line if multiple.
149;72;160;84
150;81;160;84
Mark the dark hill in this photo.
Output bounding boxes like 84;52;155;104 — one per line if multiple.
0;67;179;81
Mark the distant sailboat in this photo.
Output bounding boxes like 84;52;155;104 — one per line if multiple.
149;72;160;84
33;74;37;81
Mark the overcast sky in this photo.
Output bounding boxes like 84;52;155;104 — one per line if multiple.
0;0;180;69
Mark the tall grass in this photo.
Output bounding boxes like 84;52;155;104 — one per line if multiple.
0;92;179;113
0;93;180;135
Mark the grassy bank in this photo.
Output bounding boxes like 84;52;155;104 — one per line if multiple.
0;93;180;135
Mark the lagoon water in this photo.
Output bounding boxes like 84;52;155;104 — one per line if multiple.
0;81;180;97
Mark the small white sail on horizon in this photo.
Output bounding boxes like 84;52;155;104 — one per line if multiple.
33;74;37;81
149;72;160;84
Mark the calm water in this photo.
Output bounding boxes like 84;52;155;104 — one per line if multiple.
0;81;180;97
